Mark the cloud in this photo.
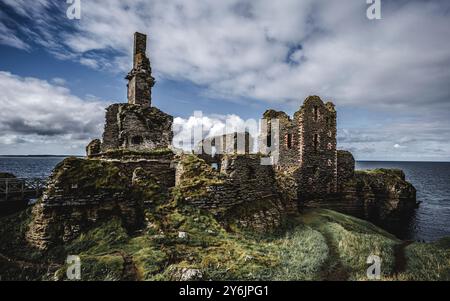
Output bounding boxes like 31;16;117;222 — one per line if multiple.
0;22;29;50
0;71;105;154
1;1;447;108
337;122;450;161
50;77;66;86
172;112;259;151
1;1;450;159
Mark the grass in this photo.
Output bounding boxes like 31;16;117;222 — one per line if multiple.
99;148;174;160
1;203;448;280
49;157;131;195
298;209;400;280
272;226;329;280
172;155;225;202
397;241;450;280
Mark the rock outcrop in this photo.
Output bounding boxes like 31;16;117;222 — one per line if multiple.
342;168;418;219
304;167;417;225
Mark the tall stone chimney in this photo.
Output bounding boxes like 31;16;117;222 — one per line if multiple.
126;32;155;107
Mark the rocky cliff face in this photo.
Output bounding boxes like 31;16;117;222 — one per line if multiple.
343;169;418;219
304;168;418;225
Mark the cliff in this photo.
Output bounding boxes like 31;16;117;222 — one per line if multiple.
305;168;418;227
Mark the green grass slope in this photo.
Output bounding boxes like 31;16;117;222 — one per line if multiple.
0;205;448;281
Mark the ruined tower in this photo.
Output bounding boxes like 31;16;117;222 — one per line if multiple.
126;32;155;107
294;96;337;199
86;32;173;156
260;96;338;200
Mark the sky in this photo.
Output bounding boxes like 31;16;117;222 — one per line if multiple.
0;0;449;161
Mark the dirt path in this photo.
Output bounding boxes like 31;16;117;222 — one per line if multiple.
119;252;139;281
320;234;349;281
393;240;414;275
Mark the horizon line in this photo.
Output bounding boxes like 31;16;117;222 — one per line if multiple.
0;154;449;163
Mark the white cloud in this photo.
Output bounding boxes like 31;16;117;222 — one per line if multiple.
0;71;105;154
2;1;449;112
172;112;259;151
0;13;29;50
50;77;66;86
1;0;450;160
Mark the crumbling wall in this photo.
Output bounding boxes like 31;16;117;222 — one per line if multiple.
294;96;337;199
258;96;339;201
196;132;253;156
174;154;296;232
126;32;155;107
27;156;175;250
101;104;173;153
101;104;121;151
86;139;101;157
259;110;299;169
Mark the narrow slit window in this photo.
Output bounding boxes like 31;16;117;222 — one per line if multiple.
313;106;318;121
313;134;319;151
287;134;292;149
267;134;272;148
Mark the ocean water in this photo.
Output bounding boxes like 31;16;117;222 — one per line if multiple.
0;157;449;242
0;157;66;178
356;161;450;242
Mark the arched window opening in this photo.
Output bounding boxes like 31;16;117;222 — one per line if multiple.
287;133;292;149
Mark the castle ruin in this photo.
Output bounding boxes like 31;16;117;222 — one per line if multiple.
258;97;339;201
26;32;417;250
86;33;173;155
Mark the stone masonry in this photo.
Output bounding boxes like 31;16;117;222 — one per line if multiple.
86;32;173;155
126;32;155;107
260;96;337;201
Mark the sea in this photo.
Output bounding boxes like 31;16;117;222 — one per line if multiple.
0;157;449;242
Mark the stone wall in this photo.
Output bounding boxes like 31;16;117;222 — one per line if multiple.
126;32;155;107
295;96;337;199
86;139;101;157
174;154;297;232
101;104;173;153
27;156;175;250
196;132;253;156
258;96;338;201
259;110;299;169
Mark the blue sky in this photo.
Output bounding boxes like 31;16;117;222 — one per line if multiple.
0;0;449;161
